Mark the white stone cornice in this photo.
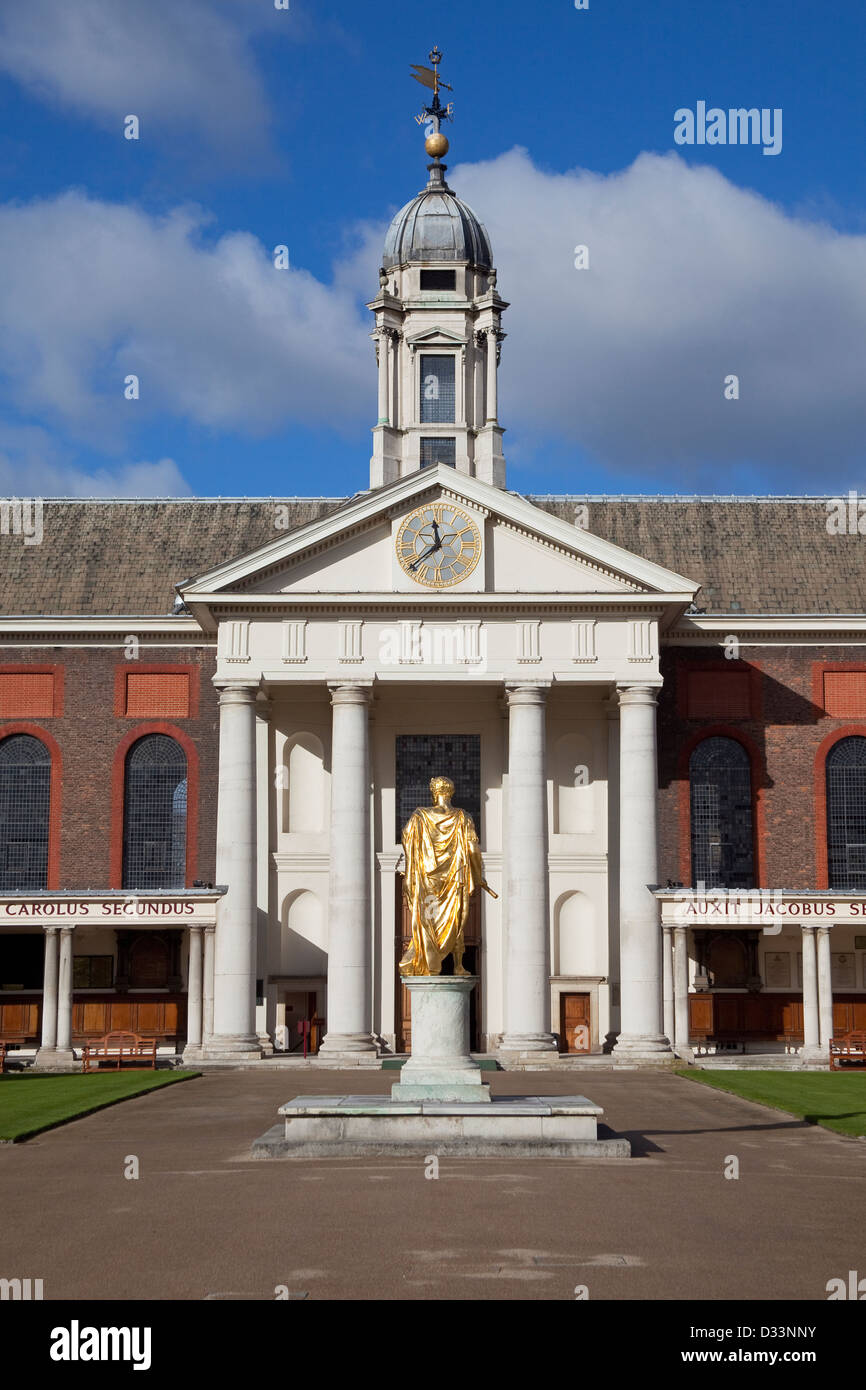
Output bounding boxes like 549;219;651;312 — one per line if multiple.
666;614;866;645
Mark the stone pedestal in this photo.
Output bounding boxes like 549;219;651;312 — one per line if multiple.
391;976;489;1102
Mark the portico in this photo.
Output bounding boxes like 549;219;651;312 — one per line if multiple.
179;466;698;1063
657;890;866;1060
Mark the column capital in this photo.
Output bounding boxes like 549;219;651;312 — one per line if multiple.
505;682;550;706
214;681;260;705
42;923;59;936
816;923;831;937
617;684;659;708
328;681;373;707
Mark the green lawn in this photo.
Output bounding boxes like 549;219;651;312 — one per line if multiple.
0;1071;199;1142
678;1069;866;1137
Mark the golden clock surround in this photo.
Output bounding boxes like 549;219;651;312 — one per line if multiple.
395;501;482;588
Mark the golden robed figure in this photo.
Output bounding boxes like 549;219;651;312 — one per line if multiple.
399;775;496;978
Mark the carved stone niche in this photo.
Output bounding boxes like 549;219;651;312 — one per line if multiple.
115;929;183;991
694;929;762;992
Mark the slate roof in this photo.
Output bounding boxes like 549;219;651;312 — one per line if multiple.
0;495;860;618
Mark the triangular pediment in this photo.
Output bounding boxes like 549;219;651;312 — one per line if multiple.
180;467;699;624
405;326;468;348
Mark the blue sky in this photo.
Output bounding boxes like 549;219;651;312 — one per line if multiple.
0;0;864;499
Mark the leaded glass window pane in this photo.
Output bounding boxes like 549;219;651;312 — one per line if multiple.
420;437;456;468
420;355;455;423
396;735;481;843
689;737;754;889
826;736;866;890
0;734;50;890
122;735;187;890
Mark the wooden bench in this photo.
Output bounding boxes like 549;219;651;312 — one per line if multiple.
82;1031;157;1073
829;1031;866;1070
0;1040;6;1073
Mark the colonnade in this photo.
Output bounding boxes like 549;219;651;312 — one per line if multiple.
205;678;671;1060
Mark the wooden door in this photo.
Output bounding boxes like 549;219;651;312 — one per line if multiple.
559;993;591;1053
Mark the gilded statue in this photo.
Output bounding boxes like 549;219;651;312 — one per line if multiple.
398;775;496;977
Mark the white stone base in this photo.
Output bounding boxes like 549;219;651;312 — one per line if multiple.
392;976;489;1102
32;1048;78;1072
203;1034;262;1061
253;1093;630;1159
318;1032;378;1056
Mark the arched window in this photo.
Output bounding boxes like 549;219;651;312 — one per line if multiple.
122;735;187;890
826;736;866;890
689;737;754;889
0;734;51;890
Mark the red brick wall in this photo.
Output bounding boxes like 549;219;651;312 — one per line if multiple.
0;647;217;890
658;646;866;891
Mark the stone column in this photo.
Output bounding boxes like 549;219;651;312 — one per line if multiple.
202;925;215;1045
673;924;691;1052
485;328;498;423
208;682;261;1058
35;926;59;1063
613;685;670;1055
255;694;274;1054
662;924;674;1046
500;684;556;1052
605;696;621;1044
376;330;389;425
183;925;203;1059
800;924;821;1057
320;684;376;1055
56;926;74;1057
816;925;834;1049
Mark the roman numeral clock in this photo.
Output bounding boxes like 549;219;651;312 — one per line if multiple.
395;502;482;588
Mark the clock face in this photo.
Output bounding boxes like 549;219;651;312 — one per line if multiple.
395;502;482;588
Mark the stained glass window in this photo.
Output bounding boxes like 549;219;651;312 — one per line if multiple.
0;734;50;890
396;734;481;843
122;735;187;890
689;737;754;888
826;736;866;890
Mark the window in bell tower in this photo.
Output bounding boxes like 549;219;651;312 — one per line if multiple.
420;438;456;469
420;269;456;291
420;354;455;423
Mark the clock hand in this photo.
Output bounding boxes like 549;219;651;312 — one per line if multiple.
409;526;444;571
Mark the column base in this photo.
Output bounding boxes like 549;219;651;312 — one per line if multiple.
33;1047;78;1071
612;1033;673;1058
798;1043;829;1063
318;1032;378;1057
203;1034;262;1061
499;1033;557;1053
181;1044;204;1064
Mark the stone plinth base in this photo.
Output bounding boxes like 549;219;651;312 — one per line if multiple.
392;975;489;1102
32;1048;78;1073
202;1034;262;1061
252;1093;630;1160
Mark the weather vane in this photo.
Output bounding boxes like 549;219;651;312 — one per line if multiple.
411;45;454;160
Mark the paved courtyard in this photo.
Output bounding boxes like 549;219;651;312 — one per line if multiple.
1;1070;863;1301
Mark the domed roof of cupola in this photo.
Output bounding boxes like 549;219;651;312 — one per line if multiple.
382;163;493;271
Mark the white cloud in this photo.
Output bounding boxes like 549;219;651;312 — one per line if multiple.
1;150;865;491
0;423;191;496
0;192;371;446
449;149;866;487
0;0;291;160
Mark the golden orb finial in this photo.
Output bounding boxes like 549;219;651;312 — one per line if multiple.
425;131;449;158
